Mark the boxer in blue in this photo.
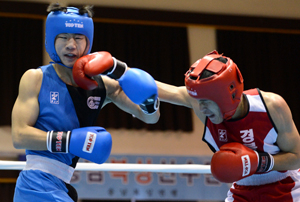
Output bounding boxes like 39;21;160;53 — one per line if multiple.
12;3;159;202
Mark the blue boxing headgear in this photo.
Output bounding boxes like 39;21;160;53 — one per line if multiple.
45;7;94;66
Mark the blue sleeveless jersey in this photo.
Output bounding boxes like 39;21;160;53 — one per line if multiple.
26;64;106;167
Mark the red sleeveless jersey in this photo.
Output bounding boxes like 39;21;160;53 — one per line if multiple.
203;88;280;154
210;89;300;200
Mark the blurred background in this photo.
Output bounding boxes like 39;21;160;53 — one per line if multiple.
1;0;300;201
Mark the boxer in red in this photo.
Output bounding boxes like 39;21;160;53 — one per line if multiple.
157;50;300;201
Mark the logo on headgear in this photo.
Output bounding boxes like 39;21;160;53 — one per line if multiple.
65;20;84;28
187;89;198;96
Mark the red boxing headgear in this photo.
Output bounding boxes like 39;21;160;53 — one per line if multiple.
185;51;244;120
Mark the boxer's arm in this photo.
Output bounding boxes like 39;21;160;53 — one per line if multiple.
156;80;207;123
102;76;159;124
156;81;193;108
12;70;112;163
11;69;48;150
262;91;300;170
73;52;160;115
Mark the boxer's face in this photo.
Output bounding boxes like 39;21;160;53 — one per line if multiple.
55;33;87;67
198;99;223;124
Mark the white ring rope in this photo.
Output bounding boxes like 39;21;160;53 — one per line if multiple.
0;160;211;173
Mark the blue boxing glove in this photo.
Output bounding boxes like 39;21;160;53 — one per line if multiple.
118;68;160;114
47;127;112;164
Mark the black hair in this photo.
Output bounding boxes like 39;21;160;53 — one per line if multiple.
79;5;94;17
47;3;66;12
199;57;227;79
199;69;215;79
188;56;228;80
47;3;94;17
215;56;228;64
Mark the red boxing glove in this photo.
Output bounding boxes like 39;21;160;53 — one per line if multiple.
73;51;127;90
211;142;274;183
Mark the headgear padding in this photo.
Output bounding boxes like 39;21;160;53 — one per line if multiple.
185;50;244;120
45;7;94;65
